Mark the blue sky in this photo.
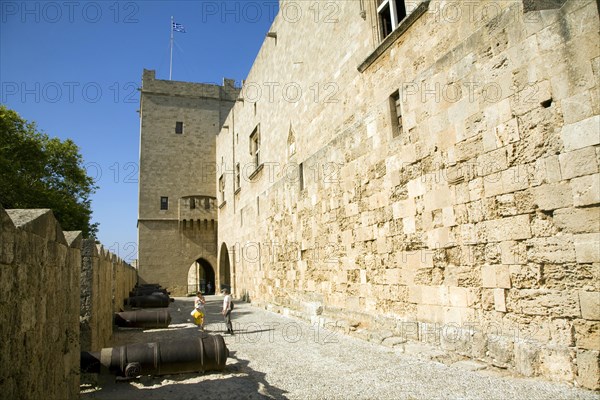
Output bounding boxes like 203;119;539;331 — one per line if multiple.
1;1;277;262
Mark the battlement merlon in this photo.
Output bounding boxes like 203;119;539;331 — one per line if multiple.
141;69;240;102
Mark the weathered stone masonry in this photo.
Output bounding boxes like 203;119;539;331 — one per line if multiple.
80;239;137;352
138;70;239;295
216;0;600;389
0;206;137;399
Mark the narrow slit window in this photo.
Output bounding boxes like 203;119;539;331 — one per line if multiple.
389;90;402;138
175;121;184;134
250;125;260;168
299;162;304;191
219;175;225;204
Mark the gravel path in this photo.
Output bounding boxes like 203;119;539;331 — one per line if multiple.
81;296;599;400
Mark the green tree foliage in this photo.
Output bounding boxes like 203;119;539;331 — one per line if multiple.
0;105;98;237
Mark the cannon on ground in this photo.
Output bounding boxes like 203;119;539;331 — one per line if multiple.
114;309;171;329
130;288;170;297
125;293;173;308
80;334;229;377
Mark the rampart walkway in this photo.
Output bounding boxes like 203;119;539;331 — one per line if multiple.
81;297;598;400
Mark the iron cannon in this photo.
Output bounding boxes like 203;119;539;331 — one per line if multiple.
125;293;173;308
114;309;171;329
80;334;229;377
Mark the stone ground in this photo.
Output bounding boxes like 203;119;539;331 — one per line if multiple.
80;297;599;400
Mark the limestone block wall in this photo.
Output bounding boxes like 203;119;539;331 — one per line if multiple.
138;220;218;295
80;239;137;351
217;0;600;389
0;207;80;400
137;69;237;294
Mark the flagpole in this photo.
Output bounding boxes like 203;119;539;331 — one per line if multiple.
169;16;174;80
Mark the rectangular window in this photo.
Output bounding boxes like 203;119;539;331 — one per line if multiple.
204;197;210;210
250;125;260;168
175;121;184;134
389;90;403;138
160;196;169;210
299;162;304;191
218;175;225;204
190;198;196;210
378;0;407;39
235;163;241;191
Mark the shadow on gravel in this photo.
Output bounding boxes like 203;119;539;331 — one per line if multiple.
81;297;288;400
81;351;289;400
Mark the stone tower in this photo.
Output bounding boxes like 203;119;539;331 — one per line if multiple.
137;69;239;295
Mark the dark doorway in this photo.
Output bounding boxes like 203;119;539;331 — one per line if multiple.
219;243;231;291
188;258;215;295
198;258;215;294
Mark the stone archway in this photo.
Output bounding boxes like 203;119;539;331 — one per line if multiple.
219;243;231;291
187;258;215;294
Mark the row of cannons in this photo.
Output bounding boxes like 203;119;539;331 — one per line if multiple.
81;283;229;378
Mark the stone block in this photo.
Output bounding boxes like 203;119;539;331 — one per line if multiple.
493;288;507;312
392;198;416;219
385;268;402;285
574;319;600;350
447;287;475;308
577;350;600;390
531;182;573;210
468;178;484;201
514;340;539;377
442;206;456;227
403;216;416;234
481;265;496;288
407;178;426;198
526;236;576;264
477;146;509;177
561;90;595;124
492;118;520;149
487;334;513;368
518;289;581;318
500;241;527;265
420;285;447;306
571;174;600;207
553;207;600;234
482;265;511;289
561;115;600;151
579;291;600;320
416;304;444;324
574;233;600;263
539;347;576;382
502;166;530;193
559;147;599;180
480;214;531;242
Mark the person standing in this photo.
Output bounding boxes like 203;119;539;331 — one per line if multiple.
207;282;212;295
194;291;206;330
221;288;234;335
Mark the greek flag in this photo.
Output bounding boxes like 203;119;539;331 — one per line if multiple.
173;22;186;33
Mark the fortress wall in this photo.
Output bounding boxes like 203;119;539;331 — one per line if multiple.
217;0;599;388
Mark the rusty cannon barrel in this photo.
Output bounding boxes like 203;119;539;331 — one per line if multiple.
125;293;172;308
114;309;171;329
80;334;229;377
130;287;170;297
